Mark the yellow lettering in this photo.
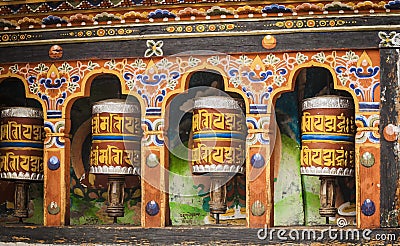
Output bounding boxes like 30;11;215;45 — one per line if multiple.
336;113;346;133
99;116;110;132
22;124;33;140
19;155;30;171
111;114;124;133
199;109;213;130
322;149;335;167
32;125;42;141
211;146;225;164
302;112;312;133
311;149;323;166
324;115;337;132
92;115;100;134
212;113;225;130
10;121;22;140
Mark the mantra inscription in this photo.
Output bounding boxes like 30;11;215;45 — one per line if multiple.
192;109;245;132
92;113;141;135
0;108;44;180
300;146;355;168
90;144;140;167
301;112;355;135
90;100;141;175
0;121;44;142
191;141;245;166
191;96;246;174
300;96;355;177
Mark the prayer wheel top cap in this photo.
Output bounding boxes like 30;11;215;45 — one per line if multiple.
302;95;354;111
0;107;43;119
92;99;140;114
193;96;242;111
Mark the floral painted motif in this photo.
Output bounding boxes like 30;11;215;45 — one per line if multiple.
378;31;400;47
2;61;99;117
144;40;164;57
0;50;380;124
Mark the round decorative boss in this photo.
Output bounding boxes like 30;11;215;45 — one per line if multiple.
146;153;160;168
251;200;265;216
47;201;60;215
49;45;63;59
361;199;375;216
48;156;60;170
251;153;265;168
360;151;375;168
262;35;276;49
146;200;160;216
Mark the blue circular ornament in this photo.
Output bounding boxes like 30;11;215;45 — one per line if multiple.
48;156;60;170
361;199;375;216
146;200;160;216
251;153;265;168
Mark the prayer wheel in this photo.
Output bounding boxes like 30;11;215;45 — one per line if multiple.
191;96;246;223
90;99;141;222
0;107;44;222
300;95;355;221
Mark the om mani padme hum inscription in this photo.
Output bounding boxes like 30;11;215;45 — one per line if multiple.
0;107;44;181
90;99;141;175
300;95;355;177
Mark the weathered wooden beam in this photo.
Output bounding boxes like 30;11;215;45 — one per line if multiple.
0;225;399;244
380;48;400;227
0;30;380;64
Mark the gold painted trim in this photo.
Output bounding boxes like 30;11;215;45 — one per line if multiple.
356;127;379;132
143;130;164;135
46;133;70;137
2;12;400;33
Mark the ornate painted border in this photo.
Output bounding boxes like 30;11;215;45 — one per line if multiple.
1;15;400;46
0;1;399;33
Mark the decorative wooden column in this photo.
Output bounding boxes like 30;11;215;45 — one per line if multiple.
43;118;70;226
246;111;274;228
141;116;168;227
356;112;380;229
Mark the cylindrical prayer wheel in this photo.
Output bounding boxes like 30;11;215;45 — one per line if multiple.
0;107;44;181
0;107;44;222
300;95;355;221
89;99;141;222
300;95;355;177
90;99;141;175
191;96;246;223
191;96;246;175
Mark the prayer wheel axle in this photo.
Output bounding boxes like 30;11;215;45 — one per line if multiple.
14;181;30;223
106;175;125;223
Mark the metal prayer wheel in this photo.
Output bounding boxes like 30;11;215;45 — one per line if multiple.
0;107;44;222
90;99;141;222
191;96;246;223
300;95;355;222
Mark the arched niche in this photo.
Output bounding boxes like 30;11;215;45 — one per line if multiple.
166;69;247;226
0;77;44;225
68;73;142;225
272;66;356;227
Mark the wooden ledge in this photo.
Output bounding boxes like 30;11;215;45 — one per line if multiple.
0;224;400;245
